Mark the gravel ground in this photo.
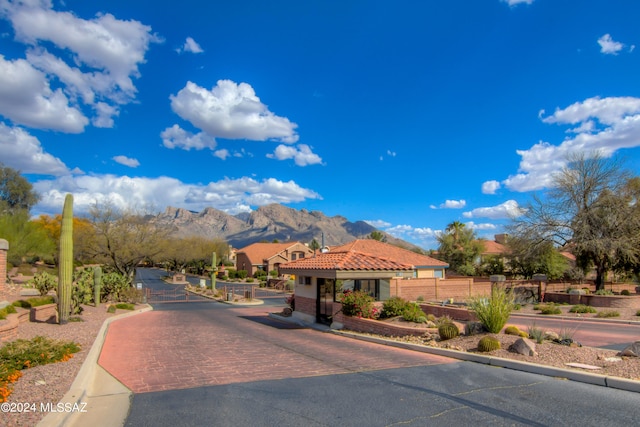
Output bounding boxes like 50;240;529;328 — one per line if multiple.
1;295;639;427
1;304;117;427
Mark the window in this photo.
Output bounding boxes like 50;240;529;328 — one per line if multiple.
298;276;311;285
434;270;443;278
299;253;305;258
291;253;297;260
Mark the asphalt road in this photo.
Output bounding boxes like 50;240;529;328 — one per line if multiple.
120;269;640;426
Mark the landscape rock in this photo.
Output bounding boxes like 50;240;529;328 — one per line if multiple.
544;331;560;341
509;337;537;356
464;321;485;336
619;341;640;357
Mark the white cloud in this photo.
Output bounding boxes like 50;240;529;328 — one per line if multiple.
364;219;392;228
161;124;217;150
482;180;501;195
493;96;640;192
466;222;497;231
501;0;534;6
463;200;522;220
438;200;466;209
179;37;203;54
598;34;624;55
266;144;323;166
0;122;70;175
169;80;299;143
0;1;160;131
112;155;140;168
32;174;322;216
213;149;230;160
0;55;88;132
385;224;438;243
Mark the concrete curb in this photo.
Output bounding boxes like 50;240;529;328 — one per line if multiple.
330;329;640;393
509;312;640;326
37;305;153;427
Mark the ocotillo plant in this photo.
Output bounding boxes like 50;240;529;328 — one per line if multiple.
58;193;73;324
93;266;102;307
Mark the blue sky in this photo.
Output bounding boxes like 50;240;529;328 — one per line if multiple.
1;0;639;249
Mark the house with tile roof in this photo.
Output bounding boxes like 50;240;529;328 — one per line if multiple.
235;242;314;277
278;239;449;325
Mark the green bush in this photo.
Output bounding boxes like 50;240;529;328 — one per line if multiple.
380;297;408;319
596;310;620;318
0;305;17;320
594;289;614;295
569;304;597;314
115;303;135;310
0;336;80;372
339;290;378;319
402;302;426;323
28;271;58;296
635;309;640;317
269;270;279;278
467;287;514;334
246;277;254;283
620;289;631;296
504;325;522;336
537;303;562;315
254;270;267;279
416;296;424;302
12;296;55;308
107;305;116;313
236;270;248;279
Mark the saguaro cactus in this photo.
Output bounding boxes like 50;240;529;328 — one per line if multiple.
211;252;217;291
93;266;102;307
58;194;74;324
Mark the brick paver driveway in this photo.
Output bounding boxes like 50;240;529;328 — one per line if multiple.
99;303;455;393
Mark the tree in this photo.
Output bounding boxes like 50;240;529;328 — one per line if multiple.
0;210;55;265
309;238;320;255
158;236;228;274
87;201;171;282
35;214;95;263
510;152;640;289
506;236;568;280
368;230;387;242
0;164;39;213
436;221;483;275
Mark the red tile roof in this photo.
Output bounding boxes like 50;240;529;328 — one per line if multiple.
481;240;506;255
329;239;448;268
279;250;413;271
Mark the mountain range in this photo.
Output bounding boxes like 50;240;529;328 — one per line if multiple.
150;203;415;250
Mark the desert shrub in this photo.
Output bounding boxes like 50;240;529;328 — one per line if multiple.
527;323;545;344
416;296;424;302
236;270;248;279
115;303;135;310
402;302;426;323
620;289;631;296
0;305;17;320
596;310;620;318
635;309;640;316
558;326;578;342
28;271;58;296
119;287;144;304
438;322;459;340
339;290;378;319
477;336;501;352
269;270;279;278
468;287;514;334
12;296;55;308
107;305;116;313
594;289;614;295
254;270;267;279
435;315;453;327
0;336;80;372
538;303;562;315
246;278;254;283
226;269;237;279
570;304;597;314
380;297;408;319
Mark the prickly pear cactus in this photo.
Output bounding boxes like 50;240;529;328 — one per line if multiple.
478;336;501;352
93;266;102;307
58;194;73;324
